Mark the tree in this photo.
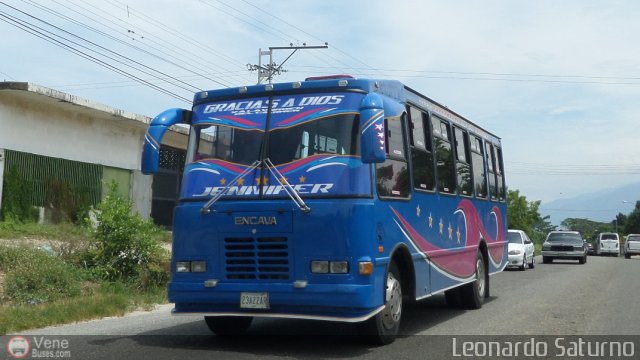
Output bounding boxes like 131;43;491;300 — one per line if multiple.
612;213;627;232
507;189;555;243
561;218;610;242
623;201;640;234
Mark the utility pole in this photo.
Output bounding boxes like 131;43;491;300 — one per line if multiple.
247;43;328;84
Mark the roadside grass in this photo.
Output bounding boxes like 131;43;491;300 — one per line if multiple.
0;221;91;244
0;220;170;335
0;283;166;334
534;242;542;255
0;220;171;245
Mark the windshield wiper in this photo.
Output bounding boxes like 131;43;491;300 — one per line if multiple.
200;160;262;214
264;158;311;213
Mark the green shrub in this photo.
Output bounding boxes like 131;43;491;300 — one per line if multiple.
45;179;93;224
86;182;169;289
1;166;37;222
2;246;83;304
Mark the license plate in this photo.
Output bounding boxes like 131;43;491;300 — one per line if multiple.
240;292;269;309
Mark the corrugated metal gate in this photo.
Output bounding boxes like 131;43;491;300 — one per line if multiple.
4;150;103;208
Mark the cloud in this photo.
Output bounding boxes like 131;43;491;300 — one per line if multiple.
2;0;640;206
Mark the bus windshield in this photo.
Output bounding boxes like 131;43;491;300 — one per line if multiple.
181;92;370;200
267;113;358;165
194;126;262;165
193;113;358;166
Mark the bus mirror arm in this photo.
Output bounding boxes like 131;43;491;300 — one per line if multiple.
200;160;262;215
141;108;191;174
264;158;311;213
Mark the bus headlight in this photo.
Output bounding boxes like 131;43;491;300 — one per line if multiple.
329;261;349;274
311;260;349;274
176;261;207;272
191;261;207;273
311;261;329;274
176;261;190;273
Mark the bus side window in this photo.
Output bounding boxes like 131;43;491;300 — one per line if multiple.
432;116;456;194
486;142;498;201
408;106;435;192
470;136;487;199
453;127;473;196
496;147;506;202
376;114;410;198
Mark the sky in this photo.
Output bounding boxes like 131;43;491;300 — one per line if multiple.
1;0;639;219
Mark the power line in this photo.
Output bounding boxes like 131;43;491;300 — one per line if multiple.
52;71;250;91
0;7;191;102
6;1;200;93
236;0;385;77
107;0;246;68
200;0;358;76
289;64;640;81
21;0;231;89
50;0;236;87
99;0;252;85
0;70;16;80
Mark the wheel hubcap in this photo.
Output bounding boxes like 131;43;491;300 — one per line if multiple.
381;272;402;329
476;258;485;297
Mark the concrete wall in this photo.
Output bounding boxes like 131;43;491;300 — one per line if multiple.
0;82;188;219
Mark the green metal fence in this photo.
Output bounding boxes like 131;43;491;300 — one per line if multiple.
4;150;103;207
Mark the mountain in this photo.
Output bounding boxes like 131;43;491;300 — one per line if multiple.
539;182;640;225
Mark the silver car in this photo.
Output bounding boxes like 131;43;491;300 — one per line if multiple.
542;231;587;264
625;234;640;259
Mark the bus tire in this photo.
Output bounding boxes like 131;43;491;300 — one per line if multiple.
359;262;402;345
445;287;463;308
204;316;253;336
461;251;487;310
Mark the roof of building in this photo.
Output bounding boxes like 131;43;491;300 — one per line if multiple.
0;82;188;135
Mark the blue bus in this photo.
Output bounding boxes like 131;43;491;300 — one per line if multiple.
141;75;508;344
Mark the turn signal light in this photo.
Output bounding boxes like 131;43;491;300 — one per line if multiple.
358;261;373;276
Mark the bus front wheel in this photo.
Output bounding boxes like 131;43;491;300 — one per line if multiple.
359;262;402;345
204;316;253;336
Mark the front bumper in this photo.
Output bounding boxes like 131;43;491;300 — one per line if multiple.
541;250;585;259
507;254;525;267
168;280;380;321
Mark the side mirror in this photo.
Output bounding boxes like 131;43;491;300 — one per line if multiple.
141;108;191;174
359;93;386;163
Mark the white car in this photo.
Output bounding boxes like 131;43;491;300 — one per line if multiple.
507;229;535;270
625;234;640;259
597;232;620;256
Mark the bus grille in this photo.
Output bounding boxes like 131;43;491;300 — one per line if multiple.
224;237;290;280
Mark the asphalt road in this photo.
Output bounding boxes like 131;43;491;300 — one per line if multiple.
6;255;640;359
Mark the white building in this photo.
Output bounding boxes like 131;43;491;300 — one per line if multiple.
0;82;187;225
